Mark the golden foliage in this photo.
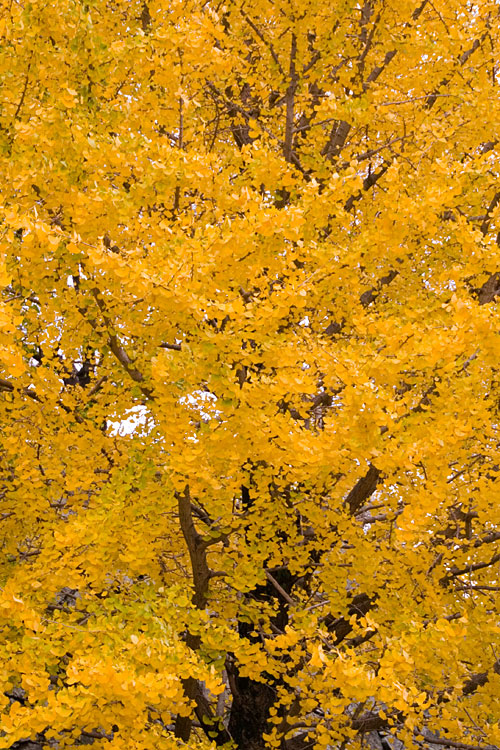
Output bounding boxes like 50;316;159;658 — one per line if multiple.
0;0;499;748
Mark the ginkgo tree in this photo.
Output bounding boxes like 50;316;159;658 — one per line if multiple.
1;0;500;748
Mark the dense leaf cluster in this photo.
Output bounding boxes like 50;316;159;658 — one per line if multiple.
0;1;499;749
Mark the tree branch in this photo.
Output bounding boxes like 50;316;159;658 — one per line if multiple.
83;287;153;398
344;162;390;212
13;53;33;122
440;552;500;585
364;0;429;87
284;33;298;164
345;464;381;514
418;732;497;750
265;569;296;606
241;11;285;77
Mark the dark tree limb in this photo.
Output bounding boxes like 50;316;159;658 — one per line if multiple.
440;552;500;586
323;592;377;645
284;33;298;164
344;163;390;212
363;0;429;87
345;464;381;515
174;486;215;742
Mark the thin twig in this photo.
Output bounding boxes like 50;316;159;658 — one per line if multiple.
13;53;33;121
241;11;285;77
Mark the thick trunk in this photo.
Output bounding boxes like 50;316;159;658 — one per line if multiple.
228;673;277;750
227;565;296;749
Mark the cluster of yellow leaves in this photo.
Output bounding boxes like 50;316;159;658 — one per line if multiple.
1;0;500;748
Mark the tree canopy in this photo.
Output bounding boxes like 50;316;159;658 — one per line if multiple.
0;0;500;749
